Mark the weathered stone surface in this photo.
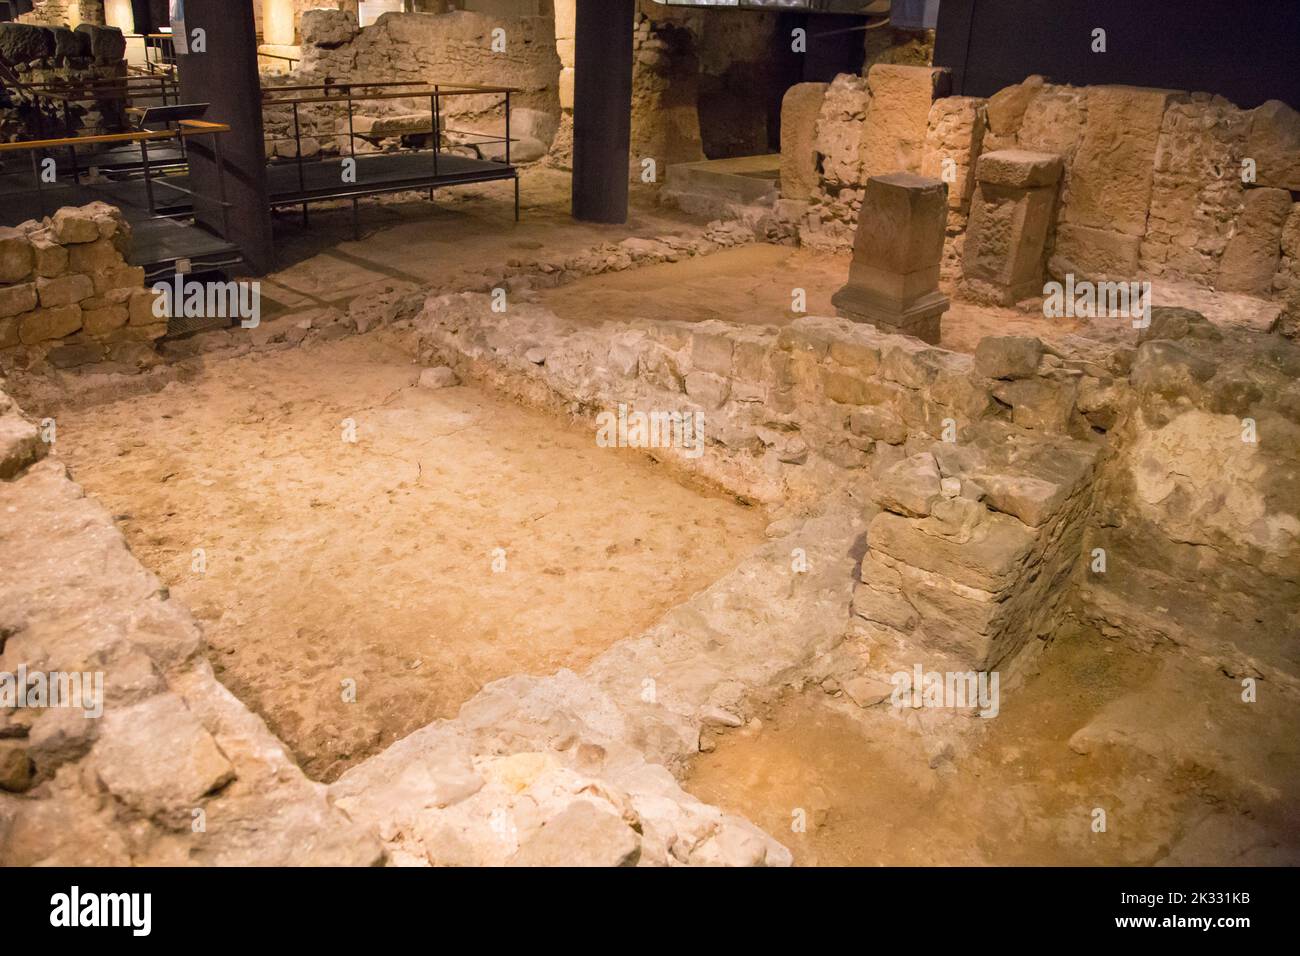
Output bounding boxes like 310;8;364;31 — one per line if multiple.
920;95;986;212
1065;86;1181;237
74;23;126;64
975;148;1063;189
0;23;54;64
1140;96;1250;284
1050;223;1143;282
89;694;236;825
962;151;1061;303
51;207;100;244
860;65;949;178
0;227;34;284
0;281;37;319
418;366;459;389
874;452;941;517
780;83;829;202
35;273;93;308
833;173;949;343
507;801;641;867
1245;99;1300;191
19;304;81;344
1216;187;1291;294
974;336;1044;380
814;73;871;186
301;9;359;48
986;75;1044;136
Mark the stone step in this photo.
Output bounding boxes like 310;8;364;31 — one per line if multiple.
664;154;781;206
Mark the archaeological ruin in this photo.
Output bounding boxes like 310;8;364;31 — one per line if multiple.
0;0;1296;894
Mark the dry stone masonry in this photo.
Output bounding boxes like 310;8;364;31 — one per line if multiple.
0;203;163;371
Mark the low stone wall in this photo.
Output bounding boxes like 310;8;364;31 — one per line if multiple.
0;386;382;864
0;203;163;370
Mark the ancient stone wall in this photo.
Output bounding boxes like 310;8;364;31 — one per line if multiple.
261;9;561;161
779;76;1300;331
0;22;128;139
0;203;162;370
1077;309;1300;686
17;1;105;27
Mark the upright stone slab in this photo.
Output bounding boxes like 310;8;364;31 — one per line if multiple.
859;64;950;178
832;172;949;345
779;82;829;202
961;149;1063;305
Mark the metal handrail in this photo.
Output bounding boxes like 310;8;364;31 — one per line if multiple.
0;121;236;239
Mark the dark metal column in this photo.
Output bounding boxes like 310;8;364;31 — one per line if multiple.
176;0;275;275
571;0;635;224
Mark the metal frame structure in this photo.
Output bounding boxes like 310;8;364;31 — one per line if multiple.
261;80;522;238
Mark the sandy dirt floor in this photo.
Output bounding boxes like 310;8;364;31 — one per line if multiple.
539;243;1093;354
685;629;1300;866
256;169;699;324
55;334;766;781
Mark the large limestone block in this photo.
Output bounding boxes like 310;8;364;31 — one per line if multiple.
867;509;1037;595
780;82;829;201
920;95;987;212
0;226;34;284
1050;223;1143;282
986;75;1045;137
859;64;950;178
1139;96;1250;283
976;148;1063;189
301;9;359;48
1017;83;1087;160
961;150;1062;304
1065;85;1183;237
833;172;949;343
1216;187;1292;295
1246;100;1300;191
814;73;871;186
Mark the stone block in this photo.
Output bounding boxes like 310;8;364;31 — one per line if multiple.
974;335;1044;380
36;273;93;308
985;75;1044;136
0;281;37;319
19;304;82;344
1065;85;1182;237
975;148;1063;189
1216;187;1292;295
961;150;1062;304
780;83;829;202
814;73;871;186
920;96;986;212
30;233;68;278
82;303;130;338
1246;100;1300;191
860;65;950;178
1050;223;1143;282
0;227;34;284
51;207;100;244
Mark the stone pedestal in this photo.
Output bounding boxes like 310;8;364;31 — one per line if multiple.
961;149;1063;304
832;172;950;344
